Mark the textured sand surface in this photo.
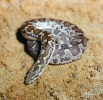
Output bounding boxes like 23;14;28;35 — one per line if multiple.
0;0;103;100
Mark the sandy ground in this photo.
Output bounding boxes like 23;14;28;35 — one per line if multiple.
0;0;103;100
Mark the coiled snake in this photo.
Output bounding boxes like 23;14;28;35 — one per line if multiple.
21;18;87;85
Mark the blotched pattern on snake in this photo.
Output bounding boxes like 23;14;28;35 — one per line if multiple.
21;18;87;85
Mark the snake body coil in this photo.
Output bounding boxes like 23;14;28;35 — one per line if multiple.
21;18;87;85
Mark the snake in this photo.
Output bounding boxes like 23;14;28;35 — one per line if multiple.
21;18;87;85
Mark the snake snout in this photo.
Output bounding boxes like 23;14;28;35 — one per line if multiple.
24;69;40;85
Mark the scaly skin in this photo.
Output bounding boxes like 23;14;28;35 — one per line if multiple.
21;18;88;85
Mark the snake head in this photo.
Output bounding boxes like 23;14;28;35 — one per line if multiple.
24;67;41;85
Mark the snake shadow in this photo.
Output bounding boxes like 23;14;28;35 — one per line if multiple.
16;28;32;57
